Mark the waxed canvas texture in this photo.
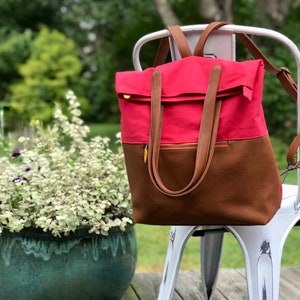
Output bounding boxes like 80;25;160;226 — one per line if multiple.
116;56;267;144
115;55;282;225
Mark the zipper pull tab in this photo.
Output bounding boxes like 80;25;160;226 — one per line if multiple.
143;144;148;163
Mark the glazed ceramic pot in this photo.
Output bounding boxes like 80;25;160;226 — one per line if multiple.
0;225;137;300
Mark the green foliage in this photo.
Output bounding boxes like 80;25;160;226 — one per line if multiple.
259;3;300;143
228;1;299;143
58;0;163;122
8;26;87;128
169;0;201;24
271;136;291;170
0;29;32;102
0;29;32;76
233;0;257;25
0;0;62;31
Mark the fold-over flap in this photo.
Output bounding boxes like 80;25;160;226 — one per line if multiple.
115;56;264;102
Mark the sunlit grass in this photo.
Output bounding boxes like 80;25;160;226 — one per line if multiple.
134;224;300;273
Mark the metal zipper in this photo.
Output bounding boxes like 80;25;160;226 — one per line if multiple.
143;141;229;163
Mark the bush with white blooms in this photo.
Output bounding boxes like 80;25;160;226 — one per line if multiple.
0;90;132;237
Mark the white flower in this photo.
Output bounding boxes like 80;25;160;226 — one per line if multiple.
0;91;132;237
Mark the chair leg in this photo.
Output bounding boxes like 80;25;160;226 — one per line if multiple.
201;230;224;299
157;226;198;300
228;210;300;300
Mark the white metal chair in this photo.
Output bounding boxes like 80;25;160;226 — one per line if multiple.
132;24;300;300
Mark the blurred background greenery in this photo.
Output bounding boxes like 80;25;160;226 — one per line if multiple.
0;0;299;144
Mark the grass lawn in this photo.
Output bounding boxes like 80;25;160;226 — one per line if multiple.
134;224;300;273
88;123;120;140
92;123;300;273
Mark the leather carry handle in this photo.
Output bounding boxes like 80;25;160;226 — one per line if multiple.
166;25;193;58
193;21;231;56
148;66;222;197
154;23;297;102
153;25;193;65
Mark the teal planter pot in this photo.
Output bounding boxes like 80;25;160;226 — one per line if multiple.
0;225;137;300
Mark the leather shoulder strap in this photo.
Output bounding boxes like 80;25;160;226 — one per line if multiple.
193;22;297;102
167;25;193;57
153;36;170;67
153;25;193;66
154;23;297;102
236;32;297;102
193;21;231;56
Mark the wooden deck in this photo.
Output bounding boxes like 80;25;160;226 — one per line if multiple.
122;267;300;299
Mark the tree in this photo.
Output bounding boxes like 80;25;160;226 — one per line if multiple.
257;0;294;28
0;0;62;31
0;1;164;125
197;0;233;22
154;0;295;26
153;0;180;25
0;29;32;103
0;0;63;130
8;26;87;128
58;0;163;122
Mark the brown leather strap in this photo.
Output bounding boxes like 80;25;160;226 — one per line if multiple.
148;66;222;197
276;68;297;102
153;36;170;67
193;21;231;56
154;23;297;102
167;25;193;57
194;22;280;75
194;22;297;102
236;33;297;102
286;133;300;167
154;25;192;66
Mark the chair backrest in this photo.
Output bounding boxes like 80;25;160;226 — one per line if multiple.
168;29;235;61
133;24;300;75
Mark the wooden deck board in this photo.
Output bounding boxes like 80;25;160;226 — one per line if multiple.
212;268;247;300
122;267;300;299
277;267;300;300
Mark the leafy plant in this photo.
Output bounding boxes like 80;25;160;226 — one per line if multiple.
8;26;88;128
0;90;132;237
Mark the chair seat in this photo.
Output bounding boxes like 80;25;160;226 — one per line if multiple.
277;184;298;214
